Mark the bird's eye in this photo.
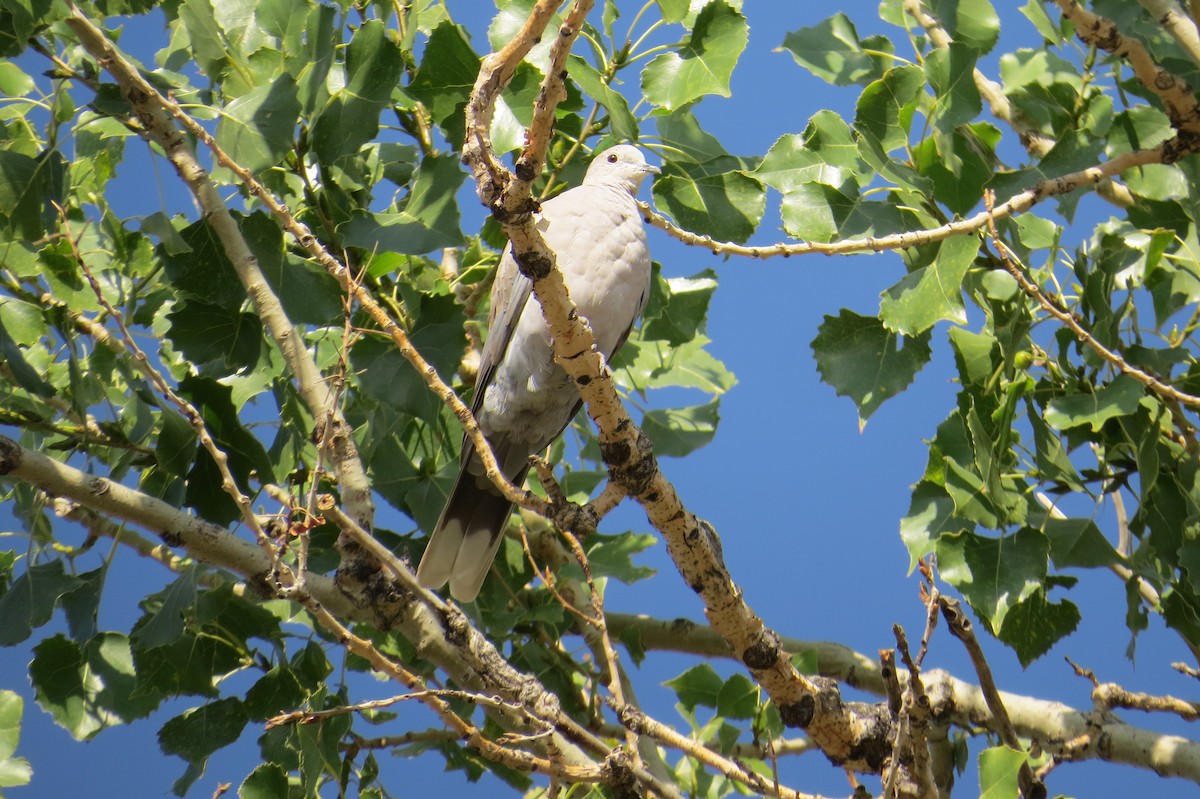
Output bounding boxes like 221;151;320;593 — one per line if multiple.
607;153;618;163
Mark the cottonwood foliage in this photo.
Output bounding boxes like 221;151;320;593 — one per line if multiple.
0;0;1198;796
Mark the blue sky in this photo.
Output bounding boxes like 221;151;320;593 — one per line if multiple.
3;2;1199;798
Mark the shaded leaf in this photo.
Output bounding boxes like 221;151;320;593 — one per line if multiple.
652;160;764;243
811;309;932;423
996;589;1080;665
341;153;466;255
1041;517;1121;569
0;561;81;646
641;399;720;457
311;20;404;162
215;73;300;173
778;12;885;86
407;20;479;147
938;528;1048;631
165;300;263;375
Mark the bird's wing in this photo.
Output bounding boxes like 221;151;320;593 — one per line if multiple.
471;232;537;418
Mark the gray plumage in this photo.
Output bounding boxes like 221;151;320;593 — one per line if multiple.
417;145;658;602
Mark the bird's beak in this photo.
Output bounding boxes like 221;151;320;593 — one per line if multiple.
643;163;661;175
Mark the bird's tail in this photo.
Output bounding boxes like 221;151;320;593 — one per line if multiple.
416;467;519;603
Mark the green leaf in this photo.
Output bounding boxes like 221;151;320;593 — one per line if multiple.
0;0;59;57
641;399;720;457
0;150;47;240
663;663;723;711
781;181;910;242
160;219;245;310
407;20;479;147
879;234;979;335
240;763;289;799
616;334;737;396
641;1;748;110
948;327;998;386
179;0;233;77
242;211;342;326
0;62;33;96
296;3;335;114
215;73;300;174
1020;0;1065;42
311;20;404;162
656;108;729;163
654;0;689;23
932;0;1000;53
179;376;276;524
29;635;109;740
924;44;982;133
0;690;30;789
0;561;82;645
1028;402;1084;491
716;674;758;720
585;532;656;585
1041;517;1121;569
900;482;968;571
803;110;865;179
159;697;249;793
642;268;717;346
341;153;465;254
0;317;54;398
854;65;924;154
652;160;765;243
87;632;162;722
938;528;1048;631
811;309;932;423
1044;376;1146;432
978;746;1028;799
778;182;838;241
778;12;885;86
567;56;638;142
914;124;999;215
132;569;200;650
243;666;307;721
0;296;44;345
165;300;263;375
995;589;1080;665
487;0;561;72
752;134;847;194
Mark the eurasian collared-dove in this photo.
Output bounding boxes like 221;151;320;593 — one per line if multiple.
417;145;659;602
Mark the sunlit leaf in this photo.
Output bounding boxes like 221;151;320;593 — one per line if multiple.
641;1;748;110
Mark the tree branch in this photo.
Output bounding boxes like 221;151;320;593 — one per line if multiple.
606;612;1200;782
638;142;1175;259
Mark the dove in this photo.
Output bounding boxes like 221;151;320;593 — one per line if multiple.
417;144;659;602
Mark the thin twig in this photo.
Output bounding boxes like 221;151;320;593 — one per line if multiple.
62;212;275;557
984;190;1200;409
638;142;1171;259
940;597;1042;799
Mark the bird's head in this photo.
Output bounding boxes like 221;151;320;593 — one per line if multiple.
584;145;660;194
